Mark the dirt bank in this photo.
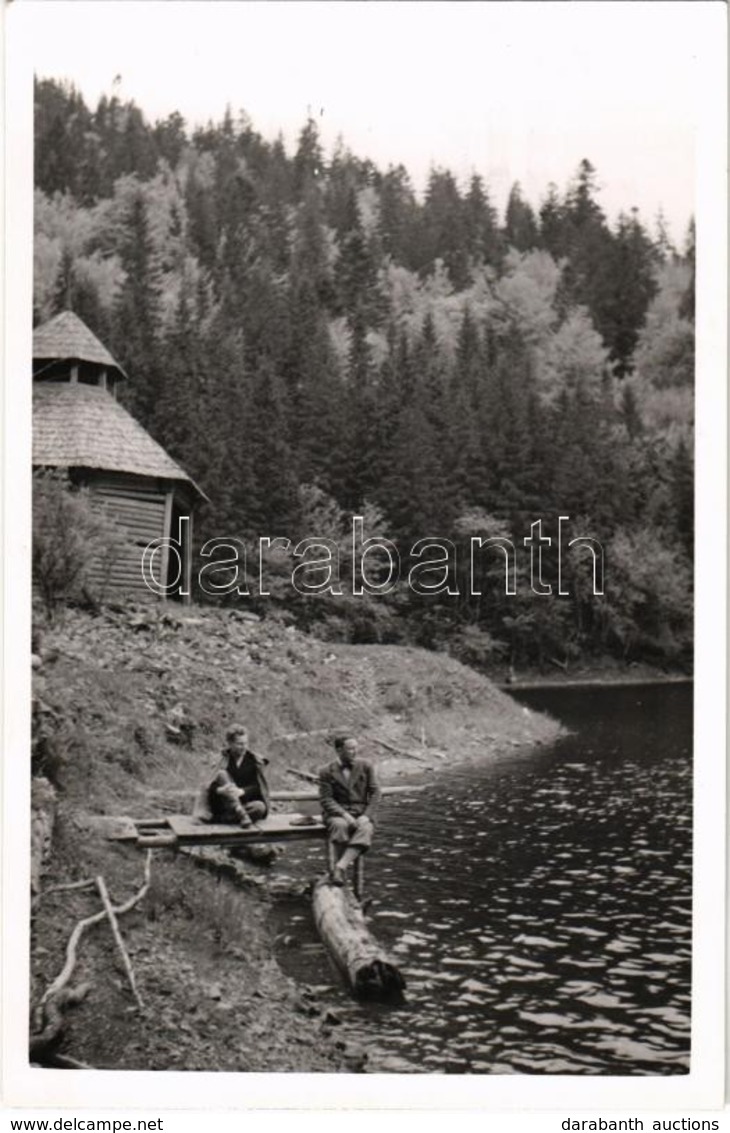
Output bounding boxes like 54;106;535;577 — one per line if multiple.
30;603;561;1072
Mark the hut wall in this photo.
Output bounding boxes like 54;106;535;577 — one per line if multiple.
86;474;168;597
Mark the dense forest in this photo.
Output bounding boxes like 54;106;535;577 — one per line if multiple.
33;78;694;671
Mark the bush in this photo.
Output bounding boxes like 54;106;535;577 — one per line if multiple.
449;624;507;670
32;470;124;619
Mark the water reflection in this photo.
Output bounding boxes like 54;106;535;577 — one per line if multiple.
272;683;692;1074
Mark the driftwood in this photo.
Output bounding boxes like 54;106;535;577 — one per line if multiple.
281;732;432;762
38;878;97;898
44;1053;95;1070
284;765;426;795
29;983;92;1064
96;875;144;1009
38;850;152;1010
272;784;427;803
32;878;96;913
286;766;320;784
312;877;405;1001
275;728;341;742
31;853;152;1066
368;736;428;761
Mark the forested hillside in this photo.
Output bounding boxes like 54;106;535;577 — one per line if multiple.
33;78;694;670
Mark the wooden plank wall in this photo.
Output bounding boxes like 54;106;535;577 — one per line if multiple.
86;474;167;597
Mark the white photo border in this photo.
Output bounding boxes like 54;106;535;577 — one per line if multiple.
2;0;726;1113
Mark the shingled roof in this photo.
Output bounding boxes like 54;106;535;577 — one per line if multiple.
33;311;127;380
33;383;205;496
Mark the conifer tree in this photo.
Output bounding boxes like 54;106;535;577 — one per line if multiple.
293;116;324;196
418;168;471;288
464;175;502;266
112;190;163;424
376;164;418;268
334;188;381;322
504;183;539;251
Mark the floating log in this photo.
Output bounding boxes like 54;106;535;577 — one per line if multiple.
312;877;405;1002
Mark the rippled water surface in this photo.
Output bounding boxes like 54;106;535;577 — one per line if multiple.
272;682;692;1074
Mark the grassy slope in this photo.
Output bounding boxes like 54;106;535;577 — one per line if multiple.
30;603;561;1071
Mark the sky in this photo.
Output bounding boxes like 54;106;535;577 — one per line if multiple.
11;1;720;243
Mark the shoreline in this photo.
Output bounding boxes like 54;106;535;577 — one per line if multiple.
498;674;693;692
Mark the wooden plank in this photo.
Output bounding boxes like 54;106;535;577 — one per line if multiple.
100;561;146;574
165;813;326;845
89;816;140;841
99;496;166;508
96;506;166;525
93;477;168;498
98;515;165;533
136;834;178;847
183;502;193;604
93;492;166;509
93;505;165;525
96;481;166;493
87;562;143;577
160;491;174;597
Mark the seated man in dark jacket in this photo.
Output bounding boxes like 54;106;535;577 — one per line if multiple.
318;734;380;886
208;724;270;828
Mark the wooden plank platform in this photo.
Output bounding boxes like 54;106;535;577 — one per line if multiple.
167;813;326;844
106;812;327;848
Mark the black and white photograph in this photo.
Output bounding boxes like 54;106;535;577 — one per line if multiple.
2;0;726;1118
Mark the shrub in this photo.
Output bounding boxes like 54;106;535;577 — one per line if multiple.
32;470;123;619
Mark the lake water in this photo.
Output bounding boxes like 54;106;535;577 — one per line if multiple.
271;682;693;1074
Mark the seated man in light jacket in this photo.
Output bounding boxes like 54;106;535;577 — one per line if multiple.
318;734;380;887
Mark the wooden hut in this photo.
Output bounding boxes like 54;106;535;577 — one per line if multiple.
32;311;204;601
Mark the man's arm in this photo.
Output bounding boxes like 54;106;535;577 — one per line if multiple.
319;768;351;821
363;761;381;820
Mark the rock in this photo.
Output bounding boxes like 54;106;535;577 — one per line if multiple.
293;994;320;1017
205;983;223;1000
30;777;56;894
32;654;43;670
128;615;153;632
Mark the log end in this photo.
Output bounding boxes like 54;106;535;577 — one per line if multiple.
353;957;406;1003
